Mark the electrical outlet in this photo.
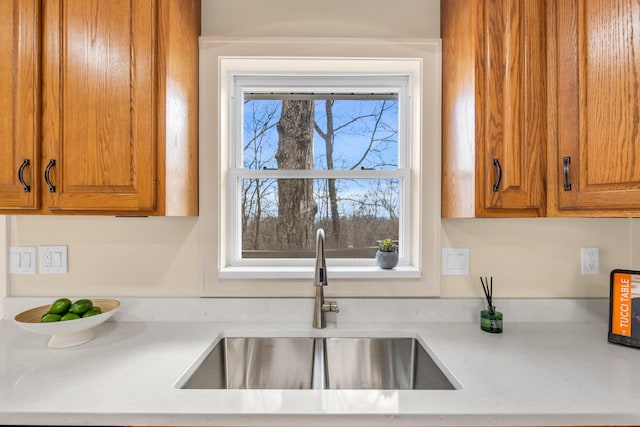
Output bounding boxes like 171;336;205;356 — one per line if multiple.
39;245;68;274
442;248;470;276
581;247;599;275
9;246;37;274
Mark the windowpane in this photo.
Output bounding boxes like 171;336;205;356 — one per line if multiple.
243;98;399;171
240;178;399;258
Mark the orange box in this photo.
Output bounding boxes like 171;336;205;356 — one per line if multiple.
608;269;640;348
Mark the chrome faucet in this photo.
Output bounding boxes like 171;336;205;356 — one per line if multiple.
313;228;339;328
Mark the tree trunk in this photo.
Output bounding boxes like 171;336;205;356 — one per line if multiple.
318;101;341;246
275;100;317;249
253;178;262;250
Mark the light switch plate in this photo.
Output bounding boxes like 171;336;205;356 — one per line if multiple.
9;246;37;274
441;248;470;276
40;245;68;274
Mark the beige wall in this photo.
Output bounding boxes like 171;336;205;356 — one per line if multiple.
634;222;640;268
200;0;441;39
7;216;201;297
440;218;634;299
5;216;638;299
3;1;639;302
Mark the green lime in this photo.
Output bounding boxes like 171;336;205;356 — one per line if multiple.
82;307;102;318
69;299;93;314
49;298;71;314
40;313;62;323
61;312;80;321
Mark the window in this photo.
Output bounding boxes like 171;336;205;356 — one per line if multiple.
228;74;411;269
200;39;441;297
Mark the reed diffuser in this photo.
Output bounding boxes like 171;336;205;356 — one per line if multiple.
480;276;503;333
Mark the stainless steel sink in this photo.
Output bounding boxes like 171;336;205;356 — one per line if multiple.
180;337;316;389
323;337;455;390
178;336;456;390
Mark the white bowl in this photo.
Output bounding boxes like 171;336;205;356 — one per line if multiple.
14;299;120;348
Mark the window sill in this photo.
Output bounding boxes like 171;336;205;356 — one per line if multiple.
219;265;421;280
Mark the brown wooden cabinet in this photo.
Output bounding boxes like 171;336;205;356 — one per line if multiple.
442;0;547;218
0;0;199;216
547;0;640;216
444;0;640;218
0;0;40;210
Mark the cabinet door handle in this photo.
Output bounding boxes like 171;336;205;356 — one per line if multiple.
44;159;56;192
492;158;502;192
17;159;31;193
563;156;572;191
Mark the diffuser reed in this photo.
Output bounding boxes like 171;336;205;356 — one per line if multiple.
480;276;502;333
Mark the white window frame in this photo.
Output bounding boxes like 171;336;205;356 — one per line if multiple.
199;38;441;297
227;74;412;272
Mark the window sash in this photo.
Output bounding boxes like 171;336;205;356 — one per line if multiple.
230;74;412;171
229;169;407;179
245;93;399;101
227;168;411;267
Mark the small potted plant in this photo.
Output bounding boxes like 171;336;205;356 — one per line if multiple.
376;238;398;269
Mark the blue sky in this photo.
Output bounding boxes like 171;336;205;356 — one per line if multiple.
243;99;398;170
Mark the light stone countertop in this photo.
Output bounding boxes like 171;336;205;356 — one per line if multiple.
0;297;639;427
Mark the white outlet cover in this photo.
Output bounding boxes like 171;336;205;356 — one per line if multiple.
40;245;68;274
581;247;599;275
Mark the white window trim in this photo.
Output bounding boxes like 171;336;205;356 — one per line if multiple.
226;73;412;272
199;37;442;297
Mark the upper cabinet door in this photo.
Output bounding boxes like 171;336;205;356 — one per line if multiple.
550;0;640;214
41;0;156;212
442;0;546;218
476;0;546;216
0;0;40;210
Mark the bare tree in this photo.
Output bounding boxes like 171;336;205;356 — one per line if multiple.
314;101;342;246
275;100;317;249
314;100;397;247
242;96;399;255
242;101;278;250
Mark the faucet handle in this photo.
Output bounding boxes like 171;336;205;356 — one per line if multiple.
323;301;339;313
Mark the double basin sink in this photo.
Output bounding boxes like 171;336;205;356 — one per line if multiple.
177;336;457;390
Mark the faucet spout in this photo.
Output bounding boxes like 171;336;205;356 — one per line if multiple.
313;228;338;329
314;229;327;287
